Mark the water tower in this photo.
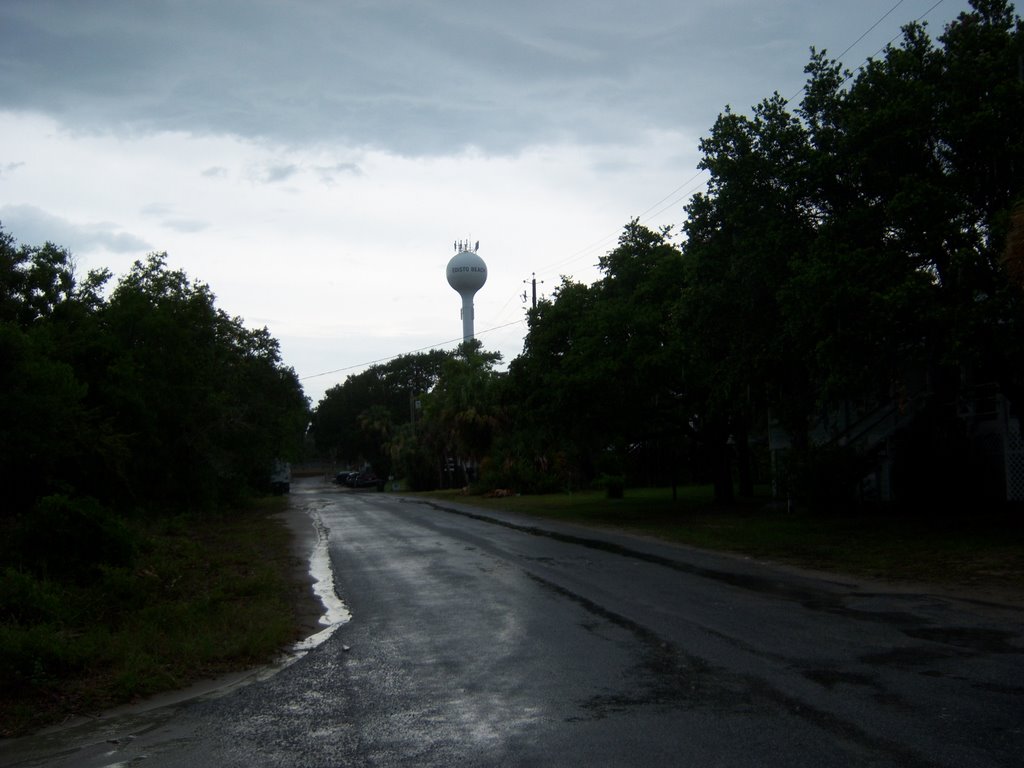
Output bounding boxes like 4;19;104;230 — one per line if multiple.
446;240;487;341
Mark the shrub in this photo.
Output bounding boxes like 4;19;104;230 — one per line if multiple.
596;474;626;499
0;569;63;625
0;624;86;693
10;495;136;581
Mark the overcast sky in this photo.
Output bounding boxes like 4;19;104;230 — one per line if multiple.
0;0;976;404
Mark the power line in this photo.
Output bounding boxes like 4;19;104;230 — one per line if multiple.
534;170;710;280
834;0;911;67
638;170;709;226
492;286;525;321
785;0;946;104
299;318;526;382
635;169;709;222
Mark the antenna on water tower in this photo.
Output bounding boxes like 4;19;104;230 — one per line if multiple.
446;239;487;341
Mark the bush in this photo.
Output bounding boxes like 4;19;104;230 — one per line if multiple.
9;495;136;581
480;455;566;495
595;473;625;499
0;569;63;625
0;624;87;693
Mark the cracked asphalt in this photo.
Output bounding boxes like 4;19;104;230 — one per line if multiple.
4;476;1023;767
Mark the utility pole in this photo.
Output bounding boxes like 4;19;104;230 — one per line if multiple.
523;272;544;309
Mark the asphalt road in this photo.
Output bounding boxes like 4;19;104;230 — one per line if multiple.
5;477;1024;766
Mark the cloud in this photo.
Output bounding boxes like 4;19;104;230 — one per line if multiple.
163;219;209;233
0;204;151;254
263;164;300;183
0;161;25;177
139;203;171;217
139;203;208;233
202;166;229;178
316;162;363;185
0;0;847;156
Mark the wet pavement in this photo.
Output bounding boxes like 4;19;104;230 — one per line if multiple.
2;476;1023;766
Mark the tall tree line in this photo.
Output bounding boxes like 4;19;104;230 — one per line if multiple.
509;0;1023;504
314;0;1024;506
679;0;1024;504
1;232;309;575
311;344;504;490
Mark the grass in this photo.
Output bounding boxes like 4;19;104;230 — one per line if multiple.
416;486;1024;595
0;497;312;737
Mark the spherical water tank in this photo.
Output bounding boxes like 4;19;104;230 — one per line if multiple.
446;250;488;294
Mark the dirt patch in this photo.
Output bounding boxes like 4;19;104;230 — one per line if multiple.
273;504;327;638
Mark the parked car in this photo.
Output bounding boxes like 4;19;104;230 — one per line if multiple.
334;470;357;485
270;460;291;494
347;471;381;489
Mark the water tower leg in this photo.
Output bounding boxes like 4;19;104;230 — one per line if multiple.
462;297;474;340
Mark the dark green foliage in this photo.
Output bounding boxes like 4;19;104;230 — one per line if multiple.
670;0;1024;504
8;496;136;581
504;222;691;492
0;229;311;728
0;623;86;695
596;474;626;499
0;223;310;642
419;341;503;481
312;348;451;482
490;0;1024;506
0;569;64;626
0;241;310;517
0;237;113;515
479;454;567;495
312;343;509;491
92;254;309;510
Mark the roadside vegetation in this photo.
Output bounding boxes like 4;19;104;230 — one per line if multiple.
0;233;310;736
0;498;313;737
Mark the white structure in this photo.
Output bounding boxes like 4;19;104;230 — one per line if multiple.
446;240;487;341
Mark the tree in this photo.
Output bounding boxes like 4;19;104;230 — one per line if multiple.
85;254;307;510
0;241;310;515
679;95;819;502
935;0;1024;404
0;232;115;516
418;340;502;487
311;349;450;478
504;223;690;492
676;0;1024;506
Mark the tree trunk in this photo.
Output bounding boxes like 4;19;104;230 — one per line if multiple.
736;424;753;497
713;439;734;505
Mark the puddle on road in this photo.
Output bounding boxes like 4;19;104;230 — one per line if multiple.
288;507;351;655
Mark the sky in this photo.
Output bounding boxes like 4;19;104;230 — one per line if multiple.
0;0;977;405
